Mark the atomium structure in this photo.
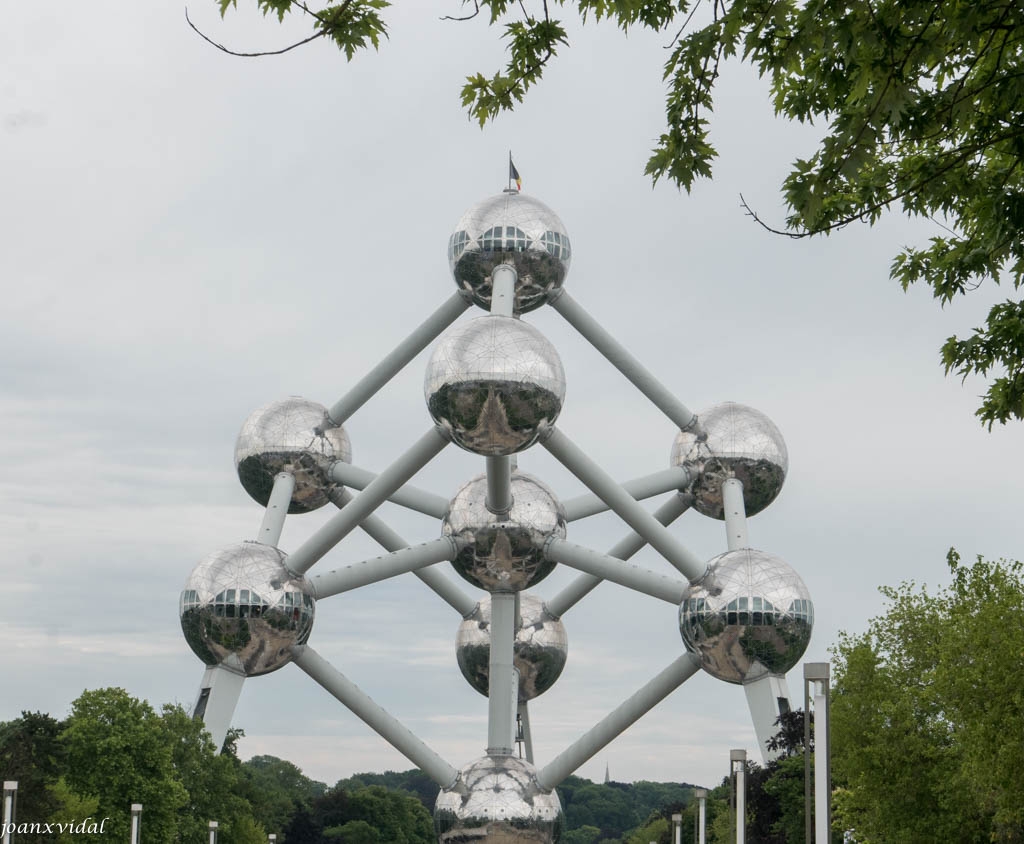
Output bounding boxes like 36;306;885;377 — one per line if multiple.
181;188;813;843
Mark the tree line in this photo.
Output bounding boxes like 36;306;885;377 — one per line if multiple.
0;692;699;844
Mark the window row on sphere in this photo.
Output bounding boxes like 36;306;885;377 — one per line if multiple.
447;228;572;263
683;595;814;627
179;587;313;620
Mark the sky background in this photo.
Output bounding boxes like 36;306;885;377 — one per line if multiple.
3;1;1022;798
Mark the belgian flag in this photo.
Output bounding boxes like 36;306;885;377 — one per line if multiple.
509;157;522;192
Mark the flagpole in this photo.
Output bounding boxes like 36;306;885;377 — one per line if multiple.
508;150;513;191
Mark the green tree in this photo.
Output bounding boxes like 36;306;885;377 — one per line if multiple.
62;688;187;844
211;0;1024;426
160;703;257;844
831;550;1024;842
240;754;327;835
563;825;602;844
0;711;66;839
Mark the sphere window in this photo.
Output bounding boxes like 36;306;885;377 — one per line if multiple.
479;226;528;253
540;230;571;261
448;230;470;262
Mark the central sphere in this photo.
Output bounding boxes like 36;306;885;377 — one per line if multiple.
235;397;352;513
443;472;566;592
425;316;566;456
434;755;564;843
180;542;315;677
679;548;812;684
456;594;568;701
448;192;571;313
670;402;787;519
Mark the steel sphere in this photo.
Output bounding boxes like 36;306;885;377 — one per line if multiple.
434;755;564;843
448;192;571;314
425;316;565;456
670;402;787;519
443;472;566;592
456;595;568;701
679;548;812;685
180;542;315;677
235;397;352;513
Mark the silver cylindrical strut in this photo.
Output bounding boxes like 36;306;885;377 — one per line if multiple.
487;592;519;756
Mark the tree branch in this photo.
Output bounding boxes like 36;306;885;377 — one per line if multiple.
184;6;327;56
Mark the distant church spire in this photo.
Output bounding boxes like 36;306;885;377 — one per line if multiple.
604;762;610;784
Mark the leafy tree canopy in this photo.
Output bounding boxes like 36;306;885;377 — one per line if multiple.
209;0;1024;426
831;550;1024;842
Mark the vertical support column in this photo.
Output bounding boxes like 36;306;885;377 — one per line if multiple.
744;674;793;763
487;592;519;756
2;782;17;844
486;264;516;516
695;788;707;844
517;701;534;764
192;665;246;753
268;836;277;844
671;813;682;844
208;821;218;844
129;804;142;844
721;478;748;551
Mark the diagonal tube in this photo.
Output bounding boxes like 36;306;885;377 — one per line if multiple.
287;427;449;575
544;539;688;605
562;467;691;522
330;462;449;519
537;652;702;790
291;645;459;788
329;291;471;425
331;489;477;618
541;428;707;582
549;289;697;432
548;493;693;618
310;537;462;599
258;472;295;547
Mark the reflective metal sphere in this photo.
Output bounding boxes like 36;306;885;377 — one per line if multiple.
679;549;812;685
443;472;566;592
425;316;565;456
670;402;787;519
457;595;568;701
180;542;315;677
435;755;564;843
449;192;571;314
235;397;352;513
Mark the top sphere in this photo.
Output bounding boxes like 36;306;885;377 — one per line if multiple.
434;755;563;843
448;192;571;313
670;402;787;519
235;397;352;514
180;541;315;677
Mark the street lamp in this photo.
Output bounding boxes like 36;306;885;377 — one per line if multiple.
694;788;708;844
730;750;746;844
130;804;143;844
804;662;831;843
2;782;17;844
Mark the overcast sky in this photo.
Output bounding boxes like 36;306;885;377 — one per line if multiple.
3;1;1022;798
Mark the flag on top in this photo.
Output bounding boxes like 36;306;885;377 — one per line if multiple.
509;155;522;192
